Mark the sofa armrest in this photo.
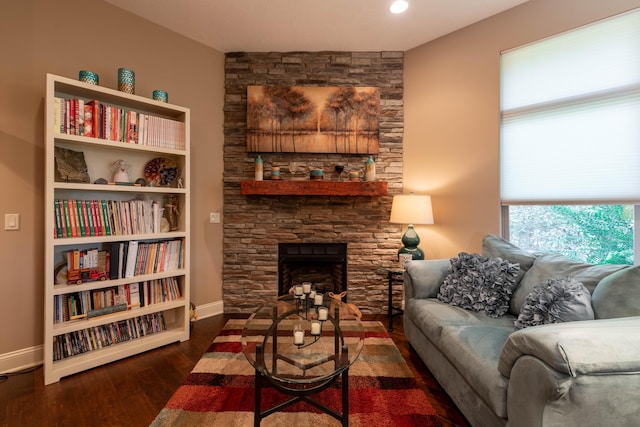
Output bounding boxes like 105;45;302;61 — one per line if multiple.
499;316;640;378
403;259;450;300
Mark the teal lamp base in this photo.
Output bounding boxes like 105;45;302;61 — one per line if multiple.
397;224;424;260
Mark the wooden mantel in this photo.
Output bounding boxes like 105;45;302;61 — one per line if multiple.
240;180;388;196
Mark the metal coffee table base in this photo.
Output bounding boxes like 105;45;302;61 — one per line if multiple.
254;344;349;427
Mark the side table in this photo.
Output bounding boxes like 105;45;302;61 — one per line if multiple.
380;267;404;331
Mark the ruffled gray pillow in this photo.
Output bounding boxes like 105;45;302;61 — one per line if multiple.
438;252;520;318
514;277;594;330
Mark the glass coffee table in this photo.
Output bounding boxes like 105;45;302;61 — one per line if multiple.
241;292;364;427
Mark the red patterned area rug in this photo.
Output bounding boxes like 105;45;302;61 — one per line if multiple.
150;319;442;426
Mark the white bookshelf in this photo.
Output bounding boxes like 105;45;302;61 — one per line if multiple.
43;73;190;385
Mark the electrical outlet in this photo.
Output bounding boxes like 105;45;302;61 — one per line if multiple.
4;213;20;231
209;212;221;223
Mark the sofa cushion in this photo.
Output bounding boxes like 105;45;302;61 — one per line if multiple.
405;297;516;348
405;295;514;417
482;234;537;285
514;278;594;330
438;323;514;418
592;265;640;319
438;252;519;318
510;253;627;316
499;317;640;378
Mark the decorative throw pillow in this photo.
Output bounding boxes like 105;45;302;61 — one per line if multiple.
514;278;594;330
437;252;520;318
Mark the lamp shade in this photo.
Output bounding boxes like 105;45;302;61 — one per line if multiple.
389;194;434;225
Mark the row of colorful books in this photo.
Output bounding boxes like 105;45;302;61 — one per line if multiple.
65;247;108;272
109;239;184;280
52;312;166;361
54;278;182;324
53;97;185;150
54;198;165;239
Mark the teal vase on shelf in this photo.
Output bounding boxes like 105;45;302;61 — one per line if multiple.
364;156;376;181
255;155;263;181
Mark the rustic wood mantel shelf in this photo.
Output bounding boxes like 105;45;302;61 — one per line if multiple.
240;180;388;196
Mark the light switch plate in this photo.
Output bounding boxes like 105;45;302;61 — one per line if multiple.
209;212;221;223
5;213;20;230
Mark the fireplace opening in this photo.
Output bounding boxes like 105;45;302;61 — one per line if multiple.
278;243;347;299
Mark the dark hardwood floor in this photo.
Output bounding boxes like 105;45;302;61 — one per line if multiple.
1;314;470;427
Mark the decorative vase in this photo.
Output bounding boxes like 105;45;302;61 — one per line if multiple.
365;156;376;181
271;166;281;180
255;155;263;181
79;70;99;85
152;90;168;103
117;68;135;94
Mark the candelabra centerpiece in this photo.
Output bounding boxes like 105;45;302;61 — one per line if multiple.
290;282;333;348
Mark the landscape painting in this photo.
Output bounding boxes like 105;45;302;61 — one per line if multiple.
247;86;380;154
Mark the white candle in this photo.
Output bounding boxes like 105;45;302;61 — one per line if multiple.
302;282;312;294
310;321;321;336
294;285;303;296
293;330;304;345
309;290;316;299
318;307;328;321
314;293;324;305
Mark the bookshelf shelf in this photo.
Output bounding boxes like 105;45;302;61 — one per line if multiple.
44;73;191;385
51;299;186;334
52;269;187;294
50;328;186;380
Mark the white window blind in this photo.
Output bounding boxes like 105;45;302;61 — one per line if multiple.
500;8;640;204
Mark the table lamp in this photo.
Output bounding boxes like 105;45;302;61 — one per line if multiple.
389;193;434;260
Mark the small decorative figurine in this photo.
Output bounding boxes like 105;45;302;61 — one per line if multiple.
110;160;131;183
165;195;180;231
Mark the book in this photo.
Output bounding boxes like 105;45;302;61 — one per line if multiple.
65;199;75;237
53;97;63;134
109;242;120;280
54;200;62;238
83;200;93;236
83;103;93;137
124;241;138;278
101;200;111;236
129;282;141;308
75;200;86;237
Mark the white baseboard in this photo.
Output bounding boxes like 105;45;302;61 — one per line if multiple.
192;300;224;321
0;300;224;374
0;345;43;374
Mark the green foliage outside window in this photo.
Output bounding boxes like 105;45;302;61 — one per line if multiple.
509;205;633;265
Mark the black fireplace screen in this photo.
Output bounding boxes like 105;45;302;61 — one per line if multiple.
278;243;347;297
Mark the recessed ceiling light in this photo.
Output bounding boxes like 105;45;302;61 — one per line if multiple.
390;0;409;14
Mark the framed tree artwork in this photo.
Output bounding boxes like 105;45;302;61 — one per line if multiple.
247;86;380;154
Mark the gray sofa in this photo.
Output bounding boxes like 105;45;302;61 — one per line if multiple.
403;234;640;427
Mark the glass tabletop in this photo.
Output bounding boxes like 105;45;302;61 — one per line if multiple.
241;293;364;387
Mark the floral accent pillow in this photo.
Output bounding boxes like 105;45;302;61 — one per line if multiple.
514;278;594;330
438;252;520;318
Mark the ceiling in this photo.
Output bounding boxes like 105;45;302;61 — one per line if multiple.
104;0;530;52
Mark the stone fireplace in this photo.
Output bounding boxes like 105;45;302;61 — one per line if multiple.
223;51;405;314
278;242;347;297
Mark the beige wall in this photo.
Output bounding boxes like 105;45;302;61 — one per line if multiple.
0;0;224;356
404;0;640;260
3;0;640;363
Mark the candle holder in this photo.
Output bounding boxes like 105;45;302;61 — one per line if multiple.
291;286;333;349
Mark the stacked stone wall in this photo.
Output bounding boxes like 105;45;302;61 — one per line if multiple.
223;51;404;314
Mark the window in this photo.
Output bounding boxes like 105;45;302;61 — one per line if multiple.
500;9;640;265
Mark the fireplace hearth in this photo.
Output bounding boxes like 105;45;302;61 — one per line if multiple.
278;243;348;298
